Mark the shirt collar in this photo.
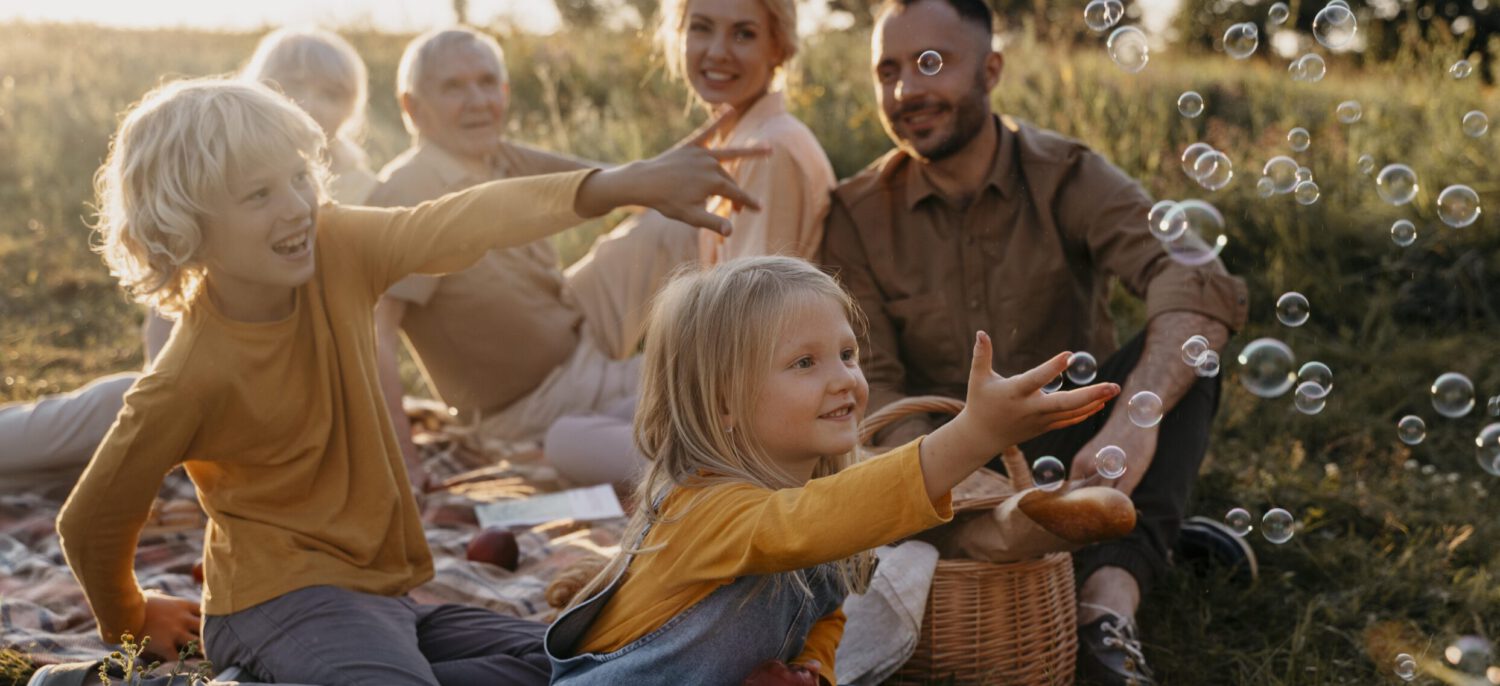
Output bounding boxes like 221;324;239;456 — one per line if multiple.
902;114;1020;211
411;141;499;188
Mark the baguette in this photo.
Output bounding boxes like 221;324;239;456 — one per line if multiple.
1017;486;1137;544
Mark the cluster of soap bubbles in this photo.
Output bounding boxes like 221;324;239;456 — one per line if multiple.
1147;197;1229;266
1293;361;1334;415
1176;143;1235;192
1393;653;1417;681
1180;335;1221;378
1083;0;1124;33
1289;53;1328;83
1256;155;1320;204
1223;506;1296;543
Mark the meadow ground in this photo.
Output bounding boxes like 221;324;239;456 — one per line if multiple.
1;18;1498;685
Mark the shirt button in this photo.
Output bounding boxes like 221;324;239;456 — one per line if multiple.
969;297;981;309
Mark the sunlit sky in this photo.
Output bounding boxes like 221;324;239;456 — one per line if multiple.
0;0;1180;35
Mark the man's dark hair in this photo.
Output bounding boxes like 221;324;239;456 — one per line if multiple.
877;0;995;36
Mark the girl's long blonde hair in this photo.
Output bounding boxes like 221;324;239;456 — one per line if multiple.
568;256;875;608
241;27;369;172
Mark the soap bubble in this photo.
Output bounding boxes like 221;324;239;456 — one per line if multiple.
1268;2;1290;25
1084;0;1125;32
1391;219;1417;246
1437;184;1482;228
1042;373;1064;394
1376;164;1419;205
1297;361;1333;392
1127;391;1164;428
1312;4;1358;49
1224;22;1260;60
1476;423;1500;476
1193;150;1235;191
1261;508;1295;544
1450;59;1474;79
1160;200;1228;266
1295;381;1329;414
1181;335;1210;366
1394;653;1417;681
1032;456;1067;492
1431;372;1475;418
1094;445;1127;479
1489;395;1500;417
1290;54;1327;82
1287;127;1311;152
1444;636;1494;678
1067;351;1098;385
1296;166;1314;184
1256;176;1276;198
1238;338;1297;398
1357;154;1376;175
1294;180;1321;205
1263;156;1300;193
1180;143;1215;180
1463;111;1489;137
1398;415;1427;445
917;50;943;76
1178;91;1204;118
1224;507;1253;536
1108;26;1150;73
1276;292;1311;327
1195;350;1222;378
1148;199;1186;241
1336;100;1362;124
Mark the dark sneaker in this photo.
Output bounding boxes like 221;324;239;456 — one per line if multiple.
1077;607;1158;686
1176;515;1259;583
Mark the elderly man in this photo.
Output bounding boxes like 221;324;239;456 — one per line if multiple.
821;1;1251;684
370;27;696;487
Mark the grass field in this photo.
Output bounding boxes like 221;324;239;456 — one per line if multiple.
2;17;1498;685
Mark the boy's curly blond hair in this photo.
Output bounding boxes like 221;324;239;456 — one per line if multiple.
91;78;327;316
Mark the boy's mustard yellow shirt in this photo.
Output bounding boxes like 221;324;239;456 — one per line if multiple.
56;170;593;642
577;441;953;685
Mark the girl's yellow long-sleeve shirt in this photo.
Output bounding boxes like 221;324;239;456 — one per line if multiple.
576;440;953;685
57;170;593;642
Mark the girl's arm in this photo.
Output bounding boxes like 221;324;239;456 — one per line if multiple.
795;609;844;686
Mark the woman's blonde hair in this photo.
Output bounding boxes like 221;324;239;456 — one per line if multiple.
242;27;368;172
91;78;327;316
656;0;800;99
569;256;875;609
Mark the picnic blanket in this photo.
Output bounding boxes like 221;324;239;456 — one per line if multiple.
0;414;626;670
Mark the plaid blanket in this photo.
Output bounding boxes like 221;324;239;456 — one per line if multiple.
0;426;625;669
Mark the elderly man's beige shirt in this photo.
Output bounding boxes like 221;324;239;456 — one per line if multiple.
823;115;1249;416
369;141;590;417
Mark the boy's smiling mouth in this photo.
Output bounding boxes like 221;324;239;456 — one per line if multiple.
271;227;312;257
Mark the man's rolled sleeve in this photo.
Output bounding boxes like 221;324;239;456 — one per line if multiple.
1143;263;1249;332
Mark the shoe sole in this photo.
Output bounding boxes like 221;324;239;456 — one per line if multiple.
1179;515;1259;582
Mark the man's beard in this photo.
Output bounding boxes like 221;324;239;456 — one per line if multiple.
884;73;990;163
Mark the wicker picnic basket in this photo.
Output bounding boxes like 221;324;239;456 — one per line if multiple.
860;396;1077;686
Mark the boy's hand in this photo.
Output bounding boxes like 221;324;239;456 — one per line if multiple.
139;590;201;661
575;109;769;233
959;332;1119;454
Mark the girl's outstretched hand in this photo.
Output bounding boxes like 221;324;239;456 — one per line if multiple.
742;659;821;686
959;331;1118;452
575;108;770;234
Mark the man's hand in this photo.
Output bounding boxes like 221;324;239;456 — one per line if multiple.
138;590;201;661
575;109;769;233
1068;415;1158;496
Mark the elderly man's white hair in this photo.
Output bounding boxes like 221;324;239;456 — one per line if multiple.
395;26;508;134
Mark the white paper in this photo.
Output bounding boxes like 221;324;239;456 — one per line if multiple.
474;484;625;529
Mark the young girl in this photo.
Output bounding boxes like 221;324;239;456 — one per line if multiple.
242;26;378;205
56;76;760;684
658;0;835;264
544;257;1119;685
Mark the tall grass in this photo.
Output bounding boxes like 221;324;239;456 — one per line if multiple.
1;19;1497;683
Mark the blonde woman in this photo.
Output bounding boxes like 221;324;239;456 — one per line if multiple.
659;0;835;264
544;257;1118;684
242;26;378;205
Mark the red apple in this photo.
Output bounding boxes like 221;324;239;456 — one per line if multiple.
465;528;520;571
